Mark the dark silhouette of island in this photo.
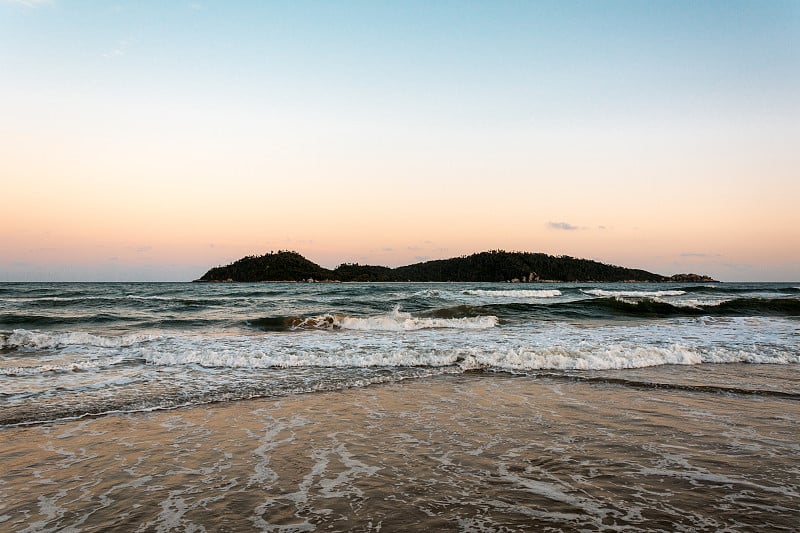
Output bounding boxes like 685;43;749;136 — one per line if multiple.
195;250;717;283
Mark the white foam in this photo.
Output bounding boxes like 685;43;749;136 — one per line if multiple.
464;289;562;298
581;289;686;298
0;296;113;303
671;298;732;308
293;307;498;331
2;329;157;350
136;325;799;372
2;357;127;376
471;344;706;371
4;317;797;378
145;343;463;369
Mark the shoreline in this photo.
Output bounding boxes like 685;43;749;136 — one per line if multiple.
2;373;797;531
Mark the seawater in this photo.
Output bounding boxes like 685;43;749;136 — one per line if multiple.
1;281;797;426
1;281;800;531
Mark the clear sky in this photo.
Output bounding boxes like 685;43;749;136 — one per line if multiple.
1;0;798;281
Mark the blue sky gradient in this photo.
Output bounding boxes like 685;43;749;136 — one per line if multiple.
1;1;798;280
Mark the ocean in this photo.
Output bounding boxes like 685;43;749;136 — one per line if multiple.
1;281;798;531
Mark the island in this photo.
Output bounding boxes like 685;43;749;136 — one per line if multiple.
194;250;717;283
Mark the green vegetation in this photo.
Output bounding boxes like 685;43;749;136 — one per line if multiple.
196;250;683;282
392;250;665;282
197;251;329;282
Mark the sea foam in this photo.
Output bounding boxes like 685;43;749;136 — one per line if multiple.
581;289;686;298
463;289;562;298
1;329;157;350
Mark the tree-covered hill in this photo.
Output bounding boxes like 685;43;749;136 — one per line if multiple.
391;250;665;282
195;250;701;283
197;251;329;282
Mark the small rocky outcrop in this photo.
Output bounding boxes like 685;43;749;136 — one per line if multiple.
667;273;719;283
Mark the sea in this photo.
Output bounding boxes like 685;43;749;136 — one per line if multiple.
1;281;799;530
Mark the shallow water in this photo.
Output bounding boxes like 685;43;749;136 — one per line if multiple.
1;374;797;531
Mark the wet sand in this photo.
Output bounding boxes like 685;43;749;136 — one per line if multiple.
1;373;798;531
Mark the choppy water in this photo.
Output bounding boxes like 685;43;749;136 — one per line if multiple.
1;281;798;426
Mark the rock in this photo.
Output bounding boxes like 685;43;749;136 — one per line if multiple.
668;273;718;283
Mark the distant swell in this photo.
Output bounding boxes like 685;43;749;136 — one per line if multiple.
489;297;800;319
591;296;800;318
0;312;122;327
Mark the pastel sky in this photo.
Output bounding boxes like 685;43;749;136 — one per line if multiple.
1;1;798;281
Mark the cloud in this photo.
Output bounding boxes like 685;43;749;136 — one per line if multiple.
547;221;579;231
102;39;135;59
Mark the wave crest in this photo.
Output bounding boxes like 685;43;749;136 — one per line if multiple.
1;329;157;350
463;289;562;298
291;307;498;331
581;289;686;298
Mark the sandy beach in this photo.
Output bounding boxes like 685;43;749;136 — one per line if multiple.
2;372;798;531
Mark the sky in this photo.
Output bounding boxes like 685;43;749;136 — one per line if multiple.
1;0;798;281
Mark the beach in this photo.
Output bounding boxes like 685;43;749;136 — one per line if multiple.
2;372;798;531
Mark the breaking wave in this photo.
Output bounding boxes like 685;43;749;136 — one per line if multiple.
463;289;562;298
253;306;498;331
581;289;686;298
136;339;800;371
0;329;157;351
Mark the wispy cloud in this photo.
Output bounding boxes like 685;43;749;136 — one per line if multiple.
547;221;579;231
102;39;135;59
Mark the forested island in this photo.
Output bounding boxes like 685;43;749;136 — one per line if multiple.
195;250;716;283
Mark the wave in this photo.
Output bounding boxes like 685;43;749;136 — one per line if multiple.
0;329;157;351
678;285;799;295
252;306;499;332
474;343;799;371
463;289;562;298
249;297;800;327
2;357;130;376
581;289;686;298
142;340;798;371
0;367;458;427
0;312;124;327
593;296;800;318
506;296;800;319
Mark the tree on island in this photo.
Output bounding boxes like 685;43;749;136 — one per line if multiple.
195;250;717;283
